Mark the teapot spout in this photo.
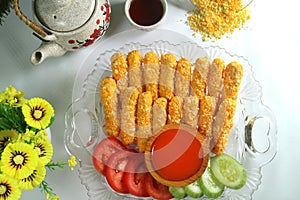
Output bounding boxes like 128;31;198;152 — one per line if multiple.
31;42;67;65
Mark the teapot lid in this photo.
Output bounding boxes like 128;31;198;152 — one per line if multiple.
34;0;95;32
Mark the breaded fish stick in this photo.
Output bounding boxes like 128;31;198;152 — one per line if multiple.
111;53;128;94
212;62;243;155
207;58;225;98
144;52;160;100
212;98;236;155
159;53;177;100
136;91;153;152
100;77;119;137
223;61;244;100
120;86;139;146
183;96;199;129
198;96;216;136
168;96;183;124
152;97;168;135
127;50;143;92
175;57;192;97
191;57;210;99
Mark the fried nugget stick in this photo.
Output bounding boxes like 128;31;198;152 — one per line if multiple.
127;50;143;92
191;57;210;99
183;96;199;129
212;62;243;155
212;98;236;154
175;57;192;97
223;61;244;100
111;53;128;94
152;97;168;135
168;96;183;124
159;53;177;100
100;77;119;137
198;96;217;136
120;87;139;146
144;52;160;100
136;91;153;152
207;58;225;98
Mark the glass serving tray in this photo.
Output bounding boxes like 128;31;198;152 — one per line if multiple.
64;40;277;200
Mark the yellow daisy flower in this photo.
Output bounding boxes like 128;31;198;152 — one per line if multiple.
0;86;26;107
19;166;46;190
1;143;39;179
0;130;18;153
20;129;36;143
0;174;22;200
22;98;54;130
34;138;53;166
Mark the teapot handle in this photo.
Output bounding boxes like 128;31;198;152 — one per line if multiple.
13;0;49;39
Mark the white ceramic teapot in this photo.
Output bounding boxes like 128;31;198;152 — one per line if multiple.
13;0;111;65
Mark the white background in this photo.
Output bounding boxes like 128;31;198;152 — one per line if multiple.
0;0;298;199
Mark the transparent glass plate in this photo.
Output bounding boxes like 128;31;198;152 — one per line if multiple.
64;40;277;200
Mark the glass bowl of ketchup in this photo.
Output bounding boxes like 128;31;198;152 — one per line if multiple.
124;0;168;31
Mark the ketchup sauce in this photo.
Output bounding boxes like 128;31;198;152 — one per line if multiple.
150;129;203;181
129;0;164;26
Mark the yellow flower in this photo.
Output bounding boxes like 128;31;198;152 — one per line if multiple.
1;143;39;179
19;166;46;190
34;138;53;166
0;174;22;200
22;98;54;130
67;156;77;170
0;130;18;153
0;86;26;107
45;193;60;200
20;129;36;143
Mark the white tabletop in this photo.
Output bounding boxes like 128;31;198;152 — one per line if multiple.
0;0;298;199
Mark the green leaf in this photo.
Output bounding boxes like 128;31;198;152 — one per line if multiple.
0;104;27;132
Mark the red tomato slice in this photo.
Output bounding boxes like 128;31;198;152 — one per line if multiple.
105;150;132;194
145;173;173;200
123;154;149;197
92;136;126;175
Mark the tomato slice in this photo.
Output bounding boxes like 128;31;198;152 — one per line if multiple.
92;136;126;175
145;173;173;200
105;150;131;194
123;154;149;197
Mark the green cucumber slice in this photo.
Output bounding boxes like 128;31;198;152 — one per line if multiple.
198;167;224;198
210;153;247;189
184;182;203;198
169;186;186;199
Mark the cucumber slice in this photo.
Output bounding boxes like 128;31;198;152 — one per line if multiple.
198;167;224;198
210;153;247;189
184;182;203;198
169;186;186;199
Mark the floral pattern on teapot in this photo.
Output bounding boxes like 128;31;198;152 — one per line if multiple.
68;1;111;50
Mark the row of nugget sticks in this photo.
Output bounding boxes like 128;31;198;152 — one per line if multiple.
100;50;243;154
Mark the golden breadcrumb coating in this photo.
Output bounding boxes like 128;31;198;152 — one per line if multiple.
168;96;183;124
144;52;160;100
191;57;210;99
152;97;168;135
183;96;199;129
111;53;128;94
198;96;216;136
159;53;177;100
120;86;139;146
207;58;225;98
175;57;192;97
136;91;153;152
127;50;143;92
100;77;119;137
223;61;244;100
